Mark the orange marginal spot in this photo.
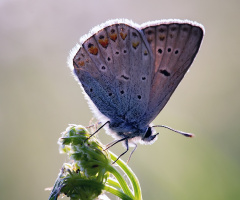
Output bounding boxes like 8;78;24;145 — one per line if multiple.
132;41;139;49
88;46;98;55
144;50;148;55
120;32;127;40
159;35;165;41
98;38;108;48
78;61;85;67
147;37;152;43
109;33;117;41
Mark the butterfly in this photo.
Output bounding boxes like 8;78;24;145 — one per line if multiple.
68;19;204;162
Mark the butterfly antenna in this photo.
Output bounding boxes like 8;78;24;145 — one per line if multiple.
84;121;110;142
153;125;194;137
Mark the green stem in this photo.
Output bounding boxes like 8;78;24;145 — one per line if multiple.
106;177;122;191
107;165;134;199
104;185;133;200
110;152;142;200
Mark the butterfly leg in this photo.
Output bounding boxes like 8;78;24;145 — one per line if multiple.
126;143;137;164
104;137;127;150
112;139;129;164
86;118;101;129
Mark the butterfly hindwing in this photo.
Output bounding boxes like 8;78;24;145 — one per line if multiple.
140;22;204;125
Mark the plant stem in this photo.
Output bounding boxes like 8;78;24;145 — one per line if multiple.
107;165;134;199
110;152;143;200
103;185;133;200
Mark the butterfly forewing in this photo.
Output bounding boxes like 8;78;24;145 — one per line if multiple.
124;26;154;120
73;22;156;123
104;24;132;116
73;30;120;119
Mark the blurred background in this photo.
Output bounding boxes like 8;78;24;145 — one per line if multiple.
1;0;239;199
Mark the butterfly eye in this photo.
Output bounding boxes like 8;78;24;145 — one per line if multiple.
143;127;152;139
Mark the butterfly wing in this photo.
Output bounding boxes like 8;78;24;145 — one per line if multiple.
140;20;204;126
72;31;119;120
70;20;154;125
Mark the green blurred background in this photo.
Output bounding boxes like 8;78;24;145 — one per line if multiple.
1;0;240;199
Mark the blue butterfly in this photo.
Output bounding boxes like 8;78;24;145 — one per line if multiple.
69;19;204;162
